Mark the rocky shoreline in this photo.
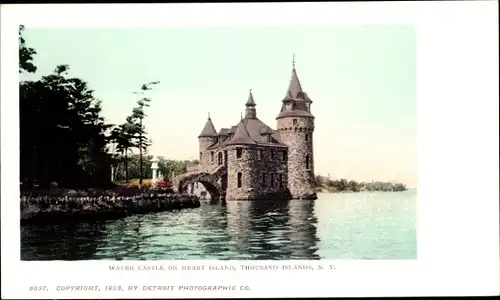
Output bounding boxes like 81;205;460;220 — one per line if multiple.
20;190;200;224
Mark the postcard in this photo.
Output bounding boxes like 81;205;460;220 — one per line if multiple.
1;2;499;299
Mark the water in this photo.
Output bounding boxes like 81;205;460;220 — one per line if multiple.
21;190;416;260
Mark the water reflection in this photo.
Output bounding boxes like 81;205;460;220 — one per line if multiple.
20;192;417;260
225;199;320;260
196;202;233;259
21;221;106;260
286;200;320;259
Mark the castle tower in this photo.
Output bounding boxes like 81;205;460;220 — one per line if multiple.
225;117;258;200
276;57;317;200
198;113;217;170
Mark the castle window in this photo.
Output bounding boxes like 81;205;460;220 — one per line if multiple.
237;172;242;188
224;150;228;164
236;148;242;159
270;173;275;187
200;152;203;160
217;152;223;165
282;150;288;161
278;173;283;188
211;151;214;162
258;149;263;160
270;150;275;160
261;173;267;187
305;133;309;141
293;119;298;125
306;154;310;170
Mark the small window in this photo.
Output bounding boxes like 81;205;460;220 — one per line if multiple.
211;151;214;162
200;152;203;160
237;172;242;188
282;150;288;161
261;173;267;187
270;173;274;187
278;173;283;188
293;119;298;125
271;150;275;160
218;152;223;165
305;134;309;141
236;148;242;159
306;154;310;170
258;149;263;160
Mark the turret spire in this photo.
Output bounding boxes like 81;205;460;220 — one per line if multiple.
198;113;217;138
285;55;303;99
277;56;314;119
245;89;257;119
246;89;256;106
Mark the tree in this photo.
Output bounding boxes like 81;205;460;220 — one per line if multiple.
19;25;37;74
20;64;114;188
131;81;160;186
110;117;138;183
19;30;114;189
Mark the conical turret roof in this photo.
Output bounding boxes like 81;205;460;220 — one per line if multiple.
246;89;256;106
226;119;256;145
285;67;303;99
198;115;217;138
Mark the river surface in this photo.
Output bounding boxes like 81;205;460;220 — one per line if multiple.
21;190;416;260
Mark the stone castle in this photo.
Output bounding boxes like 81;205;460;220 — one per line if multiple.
178;59;317;201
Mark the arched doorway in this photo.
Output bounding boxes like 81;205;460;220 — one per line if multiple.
178;172;221;201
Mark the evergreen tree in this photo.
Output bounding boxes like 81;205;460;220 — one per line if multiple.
19;26;114;189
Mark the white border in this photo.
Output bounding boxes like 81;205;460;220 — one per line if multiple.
2;2;499;298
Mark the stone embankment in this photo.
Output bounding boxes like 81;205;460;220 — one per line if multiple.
20;189;200;224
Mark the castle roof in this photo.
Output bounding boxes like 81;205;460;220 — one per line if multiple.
285;67;303;100
277;57;314;119
259;125;274;135
198;115;217;138
225;119;256;146
207;116;287;150
218;128;230;135
246;89;256;106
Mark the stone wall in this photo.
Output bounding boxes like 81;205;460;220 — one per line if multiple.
226;145;256;200
277;116;317;199
203;148;227;172
251;146;290;200
199;137;217;171
225;145;291;200
20;192;201;224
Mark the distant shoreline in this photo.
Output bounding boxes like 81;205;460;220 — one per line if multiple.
315;188;411;194
313;176;408;193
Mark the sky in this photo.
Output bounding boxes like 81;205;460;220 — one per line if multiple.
21;26;416;187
